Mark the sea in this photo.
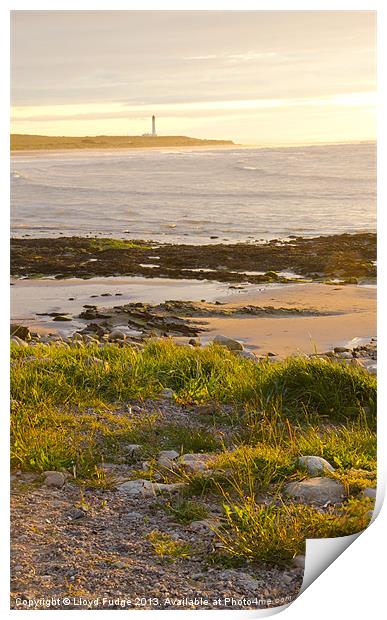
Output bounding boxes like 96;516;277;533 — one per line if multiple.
11;142;376;244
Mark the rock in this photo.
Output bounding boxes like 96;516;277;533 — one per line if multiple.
291;555;305;569
84;355;109;370
298;456;335;475
284;477;345;505
334;346;351;353
10;324;31;341
125;444;142;459
157;450;180;468
68;508;86;520
238;350;258;361
108;329;126;341
267;352;277;357
362;487;376;499
53;315;72;322
116;479;185;496
218;569;261;592
121;511;143;522
336;351;353;359
44;472;66;488
367;364;377;375
11;336;28;347
178;453;214;473
213;334;244;351
161;388;174;399
189;519;218;536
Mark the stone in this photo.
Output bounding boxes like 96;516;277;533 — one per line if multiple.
189;519;218;536
291;555;305;569
336;351;353;359
238;350;258;361
161;388;174;399
68;508;86;520
11;336;28;347
53;315;72;322
367;364;377;375
213;334;244;351
334;346;351;353
298;456;335;475
157;450;180;468
125;444;142;459
10;324;31;341
284;477;345;505
116;479;185;496
362;487;376;499
109;329;126;341
178;453;214;473
44;472;66;488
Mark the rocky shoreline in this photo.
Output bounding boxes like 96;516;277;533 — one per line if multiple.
11;233;376;284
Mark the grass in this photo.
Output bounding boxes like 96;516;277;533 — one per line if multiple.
216;496;373;565
147;530;192;561
163;498;210;524
10;338;377;564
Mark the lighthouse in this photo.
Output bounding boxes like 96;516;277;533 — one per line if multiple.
152;115;156;136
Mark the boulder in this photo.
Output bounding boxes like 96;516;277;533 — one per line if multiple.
362;487;376;499
10;324;31;341
116;479;185;496
178;453;214;473
213;335;244;351
53;315;72;322
297;456;335;475
11;336;28;347
284;477;345;505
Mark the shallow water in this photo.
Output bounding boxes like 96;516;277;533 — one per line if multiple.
11;142;376;244
11;275;281;333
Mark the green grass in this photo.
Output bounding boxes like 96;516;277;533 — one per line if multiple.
147;530;192;561
163;498;210;524
10;338;377;563
216;496;373;565
11;339;376;417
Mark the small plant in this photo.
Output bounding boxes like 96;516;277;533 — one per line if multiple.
215;496;372;565
164;498;210;524
147;530;191;561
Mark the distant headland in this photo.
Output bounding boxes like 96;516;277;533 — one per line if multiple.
10;134;234;151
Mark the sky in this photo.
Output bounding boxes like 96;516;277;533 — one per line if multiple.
10;11;376;145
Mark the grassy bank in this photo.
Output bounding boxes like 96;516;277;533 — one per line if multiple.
11;339;377;564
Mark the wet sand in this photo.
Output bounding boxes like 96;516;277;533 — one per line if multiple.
11;275;375;357
202;283;376;356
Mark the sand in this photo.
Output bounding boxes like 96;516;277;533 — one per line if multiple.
201;283;376;356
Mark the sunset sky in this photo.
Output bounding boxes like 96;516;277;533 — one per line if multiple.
11;11;376;145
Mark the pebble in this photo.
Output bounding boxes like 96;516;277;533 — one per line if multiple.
291;555;305;569
68;508;86;520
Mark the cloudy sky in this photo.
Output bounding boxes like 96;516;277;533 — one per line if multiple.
11;11;376;144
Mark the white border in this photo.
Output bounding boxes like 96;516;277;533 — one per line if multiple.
2;2;385;619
